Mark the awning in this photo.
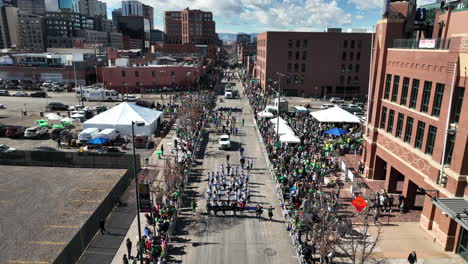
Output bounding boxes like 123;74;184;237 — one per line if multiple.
432;198;468;230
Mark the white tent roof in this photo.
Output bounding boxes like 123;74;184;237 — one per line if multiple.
258;110;274;118
85;102;162;126
310;106;361;123
270;117;287;125
83;102;162;136
280;133;301;143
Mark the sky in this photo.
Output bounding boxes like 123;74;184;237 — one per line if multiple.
103;0;436;33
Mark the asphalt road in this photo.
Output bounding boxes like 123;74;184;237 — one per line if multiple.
0;166;126;264
171;78;297;264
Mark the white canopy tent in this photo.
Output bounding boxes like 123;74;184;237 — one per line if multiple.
83;102;163;136
280;133;301;144
270;117;288;125
310;106;361;123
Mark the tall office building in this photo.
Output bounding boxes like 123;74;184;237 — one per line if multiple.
0;6;18;49
112;8;121;27
58;0;78;12
363;0;468;259
121;0;142;16
78;0;107;18
45;0;59;12
142;4;153;30
116;15;149;50
164;8;217;45
13;0;45;15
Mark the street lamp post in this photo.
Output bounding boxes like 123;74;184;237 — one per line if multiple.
131;121;145;264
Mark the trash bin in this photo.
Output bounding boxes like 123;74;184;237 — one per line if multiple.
84;109;93;119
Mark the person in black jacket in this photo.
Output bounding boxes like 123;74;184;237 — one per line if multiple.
407;251;417;264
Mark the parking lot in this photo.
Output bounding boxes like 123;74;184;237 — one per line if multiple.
0;166;126;263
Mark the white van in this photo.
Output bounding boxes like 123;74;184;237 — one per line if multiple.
225;91;233;99
97;128;119;141
78;128;100;142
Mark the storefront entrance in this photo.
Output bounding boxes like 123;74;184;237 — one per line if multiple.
458;227;468;261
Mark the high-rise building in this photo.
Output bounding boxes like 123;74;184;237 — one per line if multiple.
363;0;468;259
255;31;371;98
0;6;18;49
236;33;251;44
116;15;149;50
58;0;78;12
164;8;217;45
121;0;142;16
112;8;121;27
12;0;45;15
78;0;107;18
45;11;89;48
142;4;153;30
45;0;59;12
17;12;45;51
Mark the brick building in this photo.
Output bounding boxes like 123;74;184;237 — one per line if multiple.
255;31;372;98
152;42;217;59
164;8;218;45
100;60;204;92
364;0;468;260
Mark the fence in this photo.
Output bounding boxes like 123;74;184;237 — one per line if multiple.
0;150;141;169
392;38;451;50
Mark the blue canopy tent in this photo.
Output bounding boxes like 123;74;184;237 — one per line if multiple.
325;128;348;136
87;137;110;145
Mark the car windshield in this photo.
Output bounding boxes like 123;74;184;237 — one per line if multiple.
220;138;229;142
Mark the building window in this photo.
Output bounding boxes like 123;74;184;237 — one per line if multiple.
171;71;175;77
404;117;414;143
288;40;293;48
342;52;346;60
420;81;432;113
152;71;155;77
357;52;360;60
358;40;362;49
121;71;126;77
414;121;426;149
400;77;410;106
296;51;300;60
445;133;456;165
302;51;307;60
391;75;400;102
288;51;292;60
355;64;360;73
384;74;392;99
425;126;437;155
396;113;404;138
301;64;306;72
350;52;354;60
409;79;420;109
294;75;299;84
286;75;291;84
380;107;387;129
296;40;300;48
294;63;298;72
451;87;464;123
340;75;344;84
351;40;355;48
300;75;304;84
431;83;444;117
303;39;308;48
287;63;291;72
387;110;395;133
344;40;347;48
135;71;139;77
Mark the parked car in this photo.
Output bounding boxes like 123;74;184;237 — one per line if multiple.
135;99;154;108
47;102;69;111
50;128;69;140
0;104;5;109
123;95;137;102
330;97;345;104
218;134;231;150
12;91;28;97
32;146;58;152
78;127;100;142
97;128;119;141
24;126;48;138
30;91;47;98
0;90;10;96
5;126;25;138
0;144;16;152
321;104;335;109
355;102;365;109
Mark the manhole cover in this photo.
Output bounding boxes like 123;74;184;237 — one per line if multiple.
264;248;277;256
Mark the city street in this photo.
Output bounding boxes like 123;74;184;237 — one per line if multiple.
171;78;297;264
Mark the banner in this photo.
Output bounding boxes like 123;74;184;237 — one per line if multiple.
419;39;436;49
138;184;151;213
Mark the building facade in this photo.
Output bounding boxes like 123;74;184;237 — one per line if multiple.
142;4;153;30
116;15;149;51
0;6;18;49
121;0;142;16
45;11;90;48
364;0;468;260
112;8;121;27
164;8;217;45
13;0;45;15
17;12;45;52
58;0;78;12
78;0;107;18
255;31;372;98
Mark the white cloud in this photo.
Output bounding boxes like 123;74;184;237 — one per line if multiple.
355;15;364;20
348;0;381;10
103;0;352;31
